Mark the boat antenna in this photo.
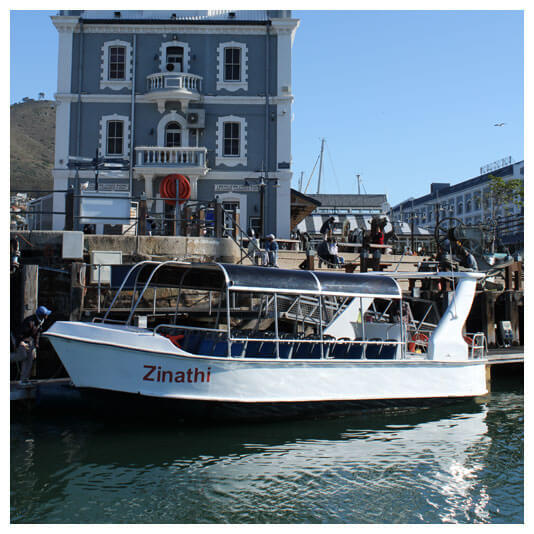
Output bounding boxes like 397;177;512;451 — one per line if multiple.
356;174;361;195
298;171;304;192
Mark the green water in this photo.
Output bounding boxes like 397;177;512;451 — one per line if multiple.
10;377;523;524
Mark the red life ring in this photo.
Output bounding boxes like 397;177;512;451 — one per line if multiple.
159;174;191;206
408;332;429;352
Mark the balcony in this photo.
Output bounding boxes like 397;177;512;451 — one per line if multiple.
134;146;209;176
145;72;203;112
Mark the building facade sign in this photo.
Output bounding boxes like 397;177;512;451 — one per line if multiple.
214;184;260;193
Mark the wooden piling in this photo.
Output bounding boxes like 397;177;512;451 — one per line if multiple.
138;197;147;236
69;263;85;321
21;265;38;321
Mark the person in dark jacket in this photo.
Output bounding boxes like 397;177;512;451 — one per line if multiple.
14;306;52;383
320;217;335;239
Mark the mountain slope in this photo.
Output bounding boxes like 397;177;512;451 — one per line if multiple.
10;99;56;192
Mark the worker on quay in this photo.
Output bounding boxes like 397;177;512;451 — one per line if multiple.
13;305;52;384
265;234;279;267
247;229;260;265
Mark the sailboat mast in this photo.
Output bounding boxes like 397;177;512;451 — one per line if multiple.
316;138;325;194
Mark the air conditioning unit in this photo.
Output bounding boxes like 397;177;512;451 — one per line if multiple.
186;110;205;128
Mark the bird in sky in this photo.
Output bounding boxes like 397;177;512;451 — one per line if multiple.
494;122;506;127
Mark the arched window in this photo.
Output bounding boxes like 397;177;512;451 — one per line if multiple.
165;122;181;147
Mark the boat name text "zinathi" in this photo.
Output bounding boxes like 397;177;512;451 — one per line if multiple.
143;365;211;383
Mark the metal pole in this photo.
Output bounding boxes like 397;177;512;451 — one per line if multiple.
129;34;137;199
274;292;280;358
316;138;325;194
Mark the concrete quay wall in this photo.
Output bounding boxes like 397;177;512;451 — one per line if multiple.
11;231;242;264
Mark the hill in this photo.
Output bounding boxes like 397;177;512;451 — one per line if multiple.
10;99;56;193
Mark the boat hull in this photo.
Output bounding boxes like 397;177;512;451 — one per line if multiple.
46;323;488;407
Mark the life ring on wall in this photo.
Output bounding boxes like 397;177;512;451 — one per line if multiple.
159;174;191;206
408;332;429;353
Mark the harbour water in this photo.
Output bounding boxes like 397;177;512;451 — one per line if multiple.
11;376;523;524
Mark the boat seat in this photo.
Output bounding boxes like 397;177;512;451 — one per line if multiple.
379;342;398;359
278;341;293;359
365;339;383;359
344;342;364;359
245;340;264;358
197;338;215;355
257;341;276;358
183;333;201;353
293;342;322;359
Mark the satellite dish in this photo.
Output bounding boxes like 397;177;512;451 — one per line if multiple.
166;63;175;72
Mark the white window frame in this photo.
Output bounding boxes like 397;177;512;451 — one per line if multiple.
156;111;189;147
160;41;190;73
216;41;248;92
100;39;132;90
99;114;130;158
216;115;247;167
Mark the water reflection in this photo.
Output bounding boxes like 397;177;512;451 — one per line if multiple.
11;391;523;524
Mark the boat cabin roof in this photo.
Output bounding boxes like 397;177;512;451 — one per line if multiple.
126;261;401;299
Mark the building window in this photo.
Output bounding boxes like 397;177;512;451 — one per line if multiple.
109;46;126;80
216;115;247;166
99;114;130;158
159;41;190;73
165;122;181;147
101;40;132;90
224;47;241;81
107;121;124;155
217;42;248;91
166;46;184;72
223;122;240;156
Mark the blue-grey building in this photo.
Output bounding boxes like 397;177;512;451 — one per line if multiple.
390;160;524;246
50;10;299;237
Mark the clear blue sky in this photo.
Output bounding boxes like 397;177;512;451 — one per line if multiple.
10;10;524;206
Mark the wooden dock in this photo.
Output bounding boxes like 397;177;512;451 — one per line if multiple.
487;347;524;365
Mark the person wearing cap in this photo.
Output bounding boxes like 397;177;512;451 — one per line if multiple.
15;306;52;383
265;234;279;267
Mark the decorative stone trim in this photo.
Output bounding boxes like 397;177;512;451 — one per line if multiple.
99;113;131;158
100;39;133;90
215;115;247;167
159;40;191;73
76;24;268;35
216;41;248;92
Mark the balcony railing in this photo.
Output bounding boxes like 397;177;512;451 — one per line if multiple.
135;147;207;169
146;72;203;93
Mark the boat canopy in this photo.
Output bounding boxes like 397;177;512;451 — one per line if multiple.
112;261;401;299
220;264;401;298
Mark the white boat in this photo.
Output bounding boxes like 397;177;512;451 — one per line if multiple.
44;262;488;420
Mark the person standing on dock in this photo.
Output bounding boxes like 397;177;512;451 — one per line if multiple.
15;306;52;384
320;216;335;240
265;234;279;267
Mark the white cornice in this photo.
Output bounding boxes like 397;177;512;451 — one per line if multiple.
270;18;300;44
51;15;79;32
71;23;269;35
55;93;294;105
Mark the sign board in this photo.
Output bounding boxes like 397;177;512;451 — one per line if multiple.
214;184;260;193
480;156;512;175
80;192;131;225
